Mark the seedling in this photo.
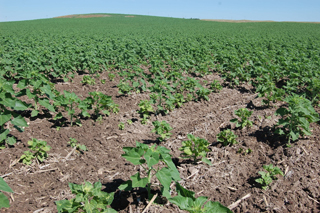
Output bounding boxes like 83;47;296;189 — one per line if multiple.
56;181;116;213
119;142;181;200
168;182;232;213
127;119;133;125
255;164;283;190
216;129;238;146
118;122;125;130
138;100;154;124
68;138;87;152
108;73;115;81
210;80;223;93
0;177;13;209
275;94;319;144
100;79;106;84
230;108;253;129
179;134;212;165
237;148;252;155
152;120;172;142
81;75;95;85
20;138;51;165
196;88;211;101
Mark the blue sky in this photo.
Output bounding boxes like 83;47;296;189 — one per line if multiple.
1;0;320;22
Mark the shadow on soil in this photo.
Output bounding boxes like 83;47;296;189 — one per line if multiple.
250;126;286;148
102;179;167;211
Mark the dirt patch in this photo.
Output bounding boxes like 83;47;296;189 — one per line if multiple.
1;69;320;212
54;14;111;18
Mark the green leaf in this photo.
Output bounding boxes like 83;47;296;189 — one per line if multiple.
122;149;145;165
144;149;159;168
118;180;133;191
31;110;39;117
0;177;13;193
204;201;233;213
161;153;181;181
11;115;28;127
6;137;16;145
13;100;29;111
0;129;10;142
55;199;79;213
0;110;11;126
156;167;172;194
0;192;10;208
168;195;191;210
201;157;212;166
39;98;55;112
130;173;148;188
175;182;195;199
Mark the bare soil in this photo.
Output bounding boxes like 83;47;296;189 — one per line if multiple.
1;70;319;213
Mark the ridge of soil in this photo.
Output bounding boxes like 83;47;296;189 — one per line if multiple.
1;70;320;212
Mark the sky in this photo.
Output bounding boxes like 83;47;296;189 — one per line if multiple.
0;0;320;22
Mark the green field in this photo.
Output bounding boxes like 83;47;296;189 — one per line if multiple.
1;14;320;212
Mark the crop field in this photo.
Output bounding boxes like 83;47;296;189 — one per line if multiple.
0;14;320;212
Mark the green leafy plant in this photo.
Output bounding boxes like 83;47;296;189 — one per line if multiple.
127;119;133;125
86;91;119;118
119;142;181;200
138;100;154;124
179;134;212;165
255;164;283;190
196;88;211;101
118;122;125;130
210;80;223;93
100;79;106;84
216;129;238;146
20;138;51;165
117;81;132;95
275;94;319;144
0;177;13;209
54;90;82;127
81;75;95;85
68;137;87;152
152;120;173;142
230;108;253;129
55;180;116;213
108;73;115;81
168;182;232;213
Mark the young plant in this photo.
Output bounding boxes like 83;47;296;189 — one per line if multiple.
118;122;125;130
55;181;116;213
87;91;119;118
117;81;132;95
210;80;223;93
255;164;283;190
81;75;95;85
230;108;253;129
127;119;133;125
54;90;81;126
196;88;211;101
179;134;212;165
0;177;13;209
275;94;319;144
108;73;115;81
152;120;172;142
216;129;238;146
138;100;154;124
119;142;181;200
20;138;51;165
168;182;232;213
68;138;87;152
